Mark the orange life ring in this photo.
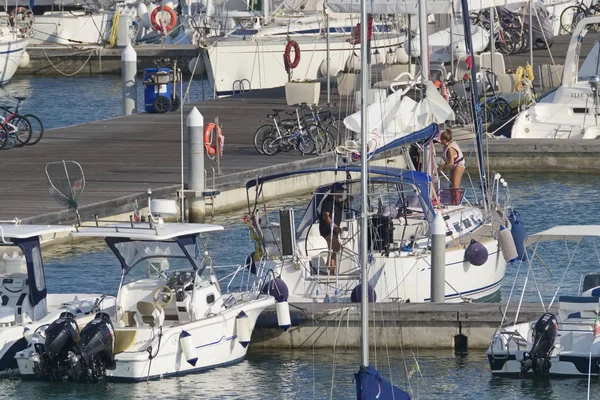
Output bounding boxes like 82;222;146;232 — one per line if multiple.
204;122;223;156
151;6;177;34
283;40;301;70
9;7;34;34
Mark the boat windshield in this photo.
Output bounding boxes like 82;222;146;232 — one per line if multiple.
296;180;425;239
114;240;202;282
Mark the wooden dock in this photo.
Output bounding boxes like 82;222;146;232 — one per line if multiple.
1;34;599;223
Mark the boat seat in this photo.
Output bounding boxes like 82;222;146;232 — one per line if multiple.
114;330;138;354
136;301;164;327
558;295;600;321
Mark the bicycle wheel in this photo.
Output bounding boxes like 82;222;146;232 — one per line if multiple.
253;124;275;154
324;125;339;152
297;134;316;156
307;125;327;154
0;123;6;148
11;116;32;146
24;114;44;145
560;6;586;35
262;136;281;156
493;98;512;120
496;29;517;55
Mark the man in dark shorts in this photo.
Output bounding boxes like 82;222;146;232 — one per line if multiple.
319;183;344;274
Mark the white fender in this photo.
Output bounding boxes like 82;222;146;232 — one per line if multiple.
19;51;29;69
179;330;198;366
236;311;251;348
498;226;518;263
276;300;291;331
137;3;151;30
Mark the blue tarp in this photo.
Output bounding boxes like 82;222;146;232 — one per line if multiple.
355;365;411;400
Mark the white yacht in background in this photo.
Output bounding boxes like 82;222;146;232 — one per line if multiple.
511;16;600;139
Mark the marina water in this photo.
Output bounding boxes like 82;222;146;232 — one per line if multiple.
1;76;600;399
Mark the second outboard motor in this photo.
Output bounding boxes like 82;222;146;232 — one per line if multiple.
68;312;116;382
32;312;80;380
520;313;557;377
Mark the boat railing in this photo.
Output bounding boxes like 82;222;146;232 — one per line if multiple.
0;218;22;244
74;214;160;235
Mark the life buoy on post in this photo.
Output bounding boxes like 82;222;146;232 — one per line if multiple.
150;6;177;35
204;122;224;157
9;7;34;34
283;40;301;71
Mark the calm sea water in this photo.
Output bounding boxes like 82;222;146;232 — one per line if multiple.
1;76;600;398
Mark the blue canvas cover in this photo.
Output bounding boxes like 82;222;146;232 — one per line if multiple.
355;365;411;400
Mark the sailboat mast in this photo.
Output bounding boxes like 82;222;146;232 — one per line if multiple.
359;0;369;368
460;0;488;204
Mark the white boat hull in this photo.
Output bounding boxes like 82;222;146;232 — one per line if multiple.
204;34;405;96
410;24;490;64
29;13;111;45
16;294;274;381
0;37;28;84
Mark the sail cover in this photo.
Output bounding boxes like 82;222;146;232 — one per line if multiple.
343;81;453;152
355;365;411;400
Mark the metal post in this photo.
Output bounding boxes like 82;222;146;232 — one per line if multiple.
529;0;533;69
187;107;205;221
490;6;496;82
431;212;446;303
359;0;369;369
215;116;222;174
326;10;331;104
121;44;137;116
450;15;454;78
407;16;412;75
418;0;429;82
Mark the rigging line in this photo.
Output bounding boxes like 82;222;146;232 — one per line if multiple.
548;239;582;309
328;307;348;400
530;0;556;66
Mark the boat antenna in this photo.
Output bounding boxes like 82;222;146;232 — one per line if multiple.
45;160;85;224
359;0;369;368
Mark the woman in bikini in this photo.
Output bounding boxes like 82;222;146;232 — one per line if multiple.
438;129;465;205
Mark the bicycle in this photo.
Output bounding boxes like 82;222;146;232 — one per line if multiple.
0;96;44;146
560;0;600;35
261;106;318;156
480;69;512;123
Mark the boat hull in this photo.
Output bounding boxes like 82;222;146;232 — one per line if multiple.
204;34;405;97
0;38;28;85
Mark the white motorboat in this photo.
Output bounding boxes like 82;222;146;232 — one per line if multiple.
17;206;276;381
0;221;115;374
511;16;600;139
487;225;600;378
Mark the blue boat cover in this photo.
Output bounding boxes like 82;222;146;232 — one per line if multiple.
355;366;411;400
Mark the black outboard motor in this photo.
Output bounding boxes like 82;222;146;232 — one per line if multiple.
520;313;557;377
68;312;116;382
32;311;80;380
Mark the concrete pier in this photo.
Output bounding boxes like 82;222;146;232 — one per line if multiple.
253;302;551;350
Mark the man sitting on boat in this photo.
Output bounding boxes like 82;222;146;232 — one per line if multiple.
319;183;346;274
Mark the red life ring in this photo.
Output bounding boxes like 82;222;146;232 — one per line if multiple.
151;6;177;34
204;122;223;156
283;40;301;70
9;7;34;34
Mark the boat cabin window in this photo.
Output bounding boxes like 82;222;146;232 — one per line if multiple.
581;273;600;295
31;246;45;291
114;240;210;285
